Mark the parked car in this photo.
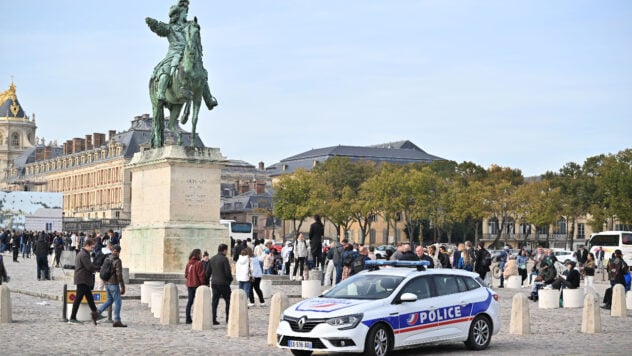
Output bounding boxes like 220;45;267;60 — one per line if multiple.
550;248;577;264
374;245;396;259
277;260;501;356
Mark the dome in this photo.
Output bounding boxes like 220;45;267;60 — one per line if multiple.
0;82;27;118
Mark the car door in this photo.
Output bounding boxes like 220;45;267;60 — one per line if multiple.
391;276;442;348
428;275;475;340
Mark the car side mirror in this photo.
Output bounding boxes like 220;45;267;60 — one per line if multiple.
400;292;418;303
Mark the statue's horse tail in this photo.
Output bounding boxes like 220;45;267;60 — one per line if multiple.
203;82;218;110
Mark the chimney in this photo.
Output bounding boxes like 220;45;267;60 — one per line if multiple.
109;130;116;142
35;147;44;161
93;133;105;148
256;180;266;194
239;181;249;194
72;138;85;153
85;135;92;150
65;140;74;154
258;161;265;170
44;146;52;160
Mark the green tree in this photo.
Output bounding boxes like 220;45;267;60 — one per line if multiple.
272;169;313;239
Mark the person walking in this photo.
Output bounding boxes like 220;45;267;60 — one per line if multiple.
248;248;265;307
235;248;253;301
474;242;491;284
68;238;100;324
517;249;529;286
11;231;20;263
33;233;50;281
584;252;596;289
184;249;206;324
206;244;232;325
95;245;127;327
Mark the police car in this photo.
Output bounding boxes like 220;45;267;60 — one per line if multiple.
277;260;500;356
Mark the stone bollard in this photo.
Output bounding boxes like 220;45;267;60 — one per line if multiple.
611;284;627;317
267;292;290;345
626;291;632;311
141;281;164;304
160;283;179;325
538;289;560;309
506;275;522;289
581;293;601;333
0;285;11;323
260;279;273;299
151;291;164;318
301;280;321;299
227;289;249;337
192;286;212;330
309;269;322;282
563;288;584;308
509;293;529;335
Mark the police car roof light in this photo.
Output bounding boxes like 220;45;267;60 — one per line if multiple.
365;260;430;271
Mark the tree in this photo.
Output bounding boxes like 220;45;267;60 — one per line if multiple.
481;165;524;248
272;169;313;239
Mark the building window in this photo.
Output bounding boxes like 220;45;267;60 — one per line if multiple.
577;223;585;239
252;216;258;227
11;132;19;147
555;218;566;235
488;219;498;235
370;229;376;244
45;222;52;231
536;225;548;235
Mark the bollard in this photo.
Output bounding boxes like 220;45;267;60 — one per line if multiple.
563;288;584;308
192;286;212;330
151;291;164;318
626;291;632;311
301;280;321;299
309;269;322;282
506;275;522;289
141;281;164;305
0;285;11;323
260;279;273;299
227;289;249;337
538;289;560;309
581;293;601;333
267;293;289;345
160;283;179;325
509;293;529;335
122;268;130;285
611;284;627;317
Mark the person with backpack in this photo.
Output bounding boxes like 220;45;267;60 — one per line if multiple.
600;250;629;309
94;245;127;327
475;242;492;283
349;246;370;276
341;244;358;280
497;246;509;288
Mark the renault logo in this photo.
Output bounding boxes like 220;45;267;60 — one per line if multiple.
297;316;307;330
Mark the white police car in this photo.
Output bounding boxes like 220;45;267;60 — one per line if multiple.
277;260;500;356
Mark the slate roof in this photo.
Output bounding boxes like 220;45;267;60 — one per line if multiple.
266;140;445;176
0;83;27;118
10;114;205;170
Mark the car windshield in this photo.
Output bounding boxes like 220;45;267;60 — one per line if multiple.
322;274;404;300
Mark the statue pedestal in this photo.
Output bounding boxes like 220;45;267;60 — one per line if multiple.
121;145;227;274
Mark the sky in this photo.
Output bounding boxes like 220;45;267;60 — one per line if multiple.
1;0;631;177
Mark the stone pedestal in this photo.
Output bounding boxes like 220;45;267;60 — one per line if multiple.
267;293;289;345
611;284;627;317
563;288;584;308
538;289;560;309
581;293;601;334
192;286;212;330
227;289;249;337
0;285;12;323
506;275;522;289
121;146;228;274
160;283;179;325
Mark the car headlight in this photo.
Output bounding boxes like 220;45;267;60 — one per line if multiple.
326;313;363;330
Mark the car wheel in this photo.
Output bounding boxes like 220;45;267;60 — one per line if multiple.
464;315;492;350
290;350;313;356
365;323;392;356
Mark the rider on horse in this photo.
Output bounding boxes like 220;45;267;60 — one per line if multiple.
146;0;193;104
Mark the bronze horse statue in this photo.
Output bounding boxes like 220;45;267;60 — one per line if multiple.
149;17;217;148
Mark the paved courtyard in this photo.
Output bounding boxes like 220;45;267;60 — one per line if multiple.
1;252;630;355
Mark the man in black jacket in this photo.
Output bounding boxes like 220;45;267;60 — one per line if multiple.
207;244;233;325
69;238;100;324
309;215;324;270
33;234;50;280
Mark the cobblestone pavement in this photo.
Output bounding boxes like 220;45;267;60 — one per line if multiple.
1;252;630;355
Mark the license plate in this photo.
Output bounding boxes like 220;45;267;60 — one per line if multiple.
288;340;312;349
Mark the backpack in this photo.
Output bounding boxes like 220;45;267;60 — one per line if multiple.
350;255;367;275
93;251;107;267
100;257;114;281
608;258;628;281
343;251;357;267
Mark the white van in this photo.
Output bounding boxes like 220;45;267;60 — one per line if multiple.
587;231;632;266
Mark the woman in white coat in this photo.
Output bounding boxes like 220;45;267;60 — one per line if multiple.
235;247;253;300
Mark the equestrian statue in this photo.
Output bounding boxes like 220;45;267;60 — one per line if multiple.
146;0;217;148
